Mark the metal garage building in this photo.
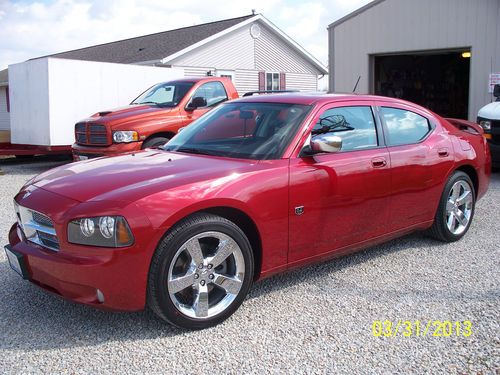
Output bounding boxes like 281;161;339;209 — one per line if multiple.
328;0;500;121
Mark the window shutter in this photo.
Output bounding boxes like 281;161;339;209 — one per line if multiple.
258;71;265;91
279;73;286;90
6;86;9;112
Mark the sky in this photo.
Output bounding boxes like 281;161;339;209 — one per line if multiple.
0;0;372;71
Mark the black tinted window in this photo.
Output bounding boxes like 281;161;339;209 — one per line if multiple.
381;107;431;146
312;106;378;151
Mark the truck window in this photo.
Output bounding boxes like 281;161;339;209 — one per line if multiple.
189;81;228;108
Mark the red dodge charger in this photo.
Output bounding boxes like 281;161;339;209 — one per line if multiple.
5;94;491;329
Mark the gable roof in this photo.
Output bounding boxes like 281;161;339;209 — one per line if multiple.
328;0;385;29
37;14;255;64
161;14;327;74
32;14;327;74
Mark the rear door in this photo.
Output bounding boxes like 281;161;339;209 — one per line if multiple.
288;101;392;264
376;102;454;230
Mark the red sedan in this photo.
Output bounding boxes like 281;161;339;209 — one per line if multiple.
5;94;491;329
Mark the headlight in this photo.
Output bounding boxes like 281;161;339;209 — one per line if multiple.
68;216;134;247
479;120;491;132
113;131;139;143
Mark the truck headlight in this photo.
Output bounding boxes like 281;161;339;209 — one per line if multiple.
479;120;491;132
113;131;139;143
68;216;134;247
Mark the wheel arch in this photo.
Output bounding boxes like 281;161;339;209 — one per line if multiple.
152;204;263;280
200;206;263;280
454;164;478;198
141;131;176;148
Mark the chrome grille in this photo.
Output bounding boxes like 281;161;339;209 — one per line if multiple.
75;122;109;146
32;211;54;227
15;203;59;251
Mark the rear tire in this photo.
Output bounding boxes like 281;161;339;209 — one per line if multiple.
142;136;169;149
147;213;254;329
427;171;475;242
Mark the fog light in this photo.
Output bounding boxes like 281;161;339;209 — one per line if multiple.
80;218;95;237
96;289;105;303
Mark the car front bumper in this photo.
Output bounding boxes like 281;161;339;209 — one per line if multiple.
72;142;143;161
6;223;151;311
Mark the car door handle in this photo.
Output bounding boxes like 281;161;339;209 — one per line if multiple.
438;148;449;157
371;157;387;168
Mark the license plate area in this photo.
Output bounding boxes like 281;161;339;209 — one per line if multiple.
4;245;29;279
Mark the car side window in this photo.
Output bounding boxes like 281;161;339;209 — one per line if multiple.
312;106;378;152
380;107;431;146
190;82;228;108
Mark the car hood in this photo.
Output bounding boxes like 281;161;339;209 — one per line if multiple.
31;151;258;202
84;104;173;125
478;101;500;120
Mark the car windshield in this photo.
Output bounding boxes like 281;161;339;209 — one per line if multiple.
131;81;194;107
162;102;312;160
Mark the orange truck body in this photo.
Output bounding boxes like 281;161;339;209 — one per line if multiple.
72;77;239;160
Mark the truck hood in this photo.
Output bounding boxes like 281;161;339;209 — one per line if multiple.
84;104;173;125
478;101;500;120
31;150;257;202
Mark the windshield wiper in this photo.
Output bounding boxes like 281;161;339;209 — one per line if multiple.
174;147;220;156
132;101;160;106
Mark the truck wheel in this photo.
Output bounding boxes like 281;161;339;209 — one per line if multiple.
427;171;475;242
142;137;169;149
147;213;254;329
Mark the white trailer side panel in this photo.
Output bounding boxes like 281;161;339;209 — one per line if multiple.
10;59;51;145
9;58;184;146
47;59;183;146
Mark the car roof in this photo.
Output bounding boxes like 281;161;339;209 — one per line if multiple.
233;92;421;108
157;77;230;85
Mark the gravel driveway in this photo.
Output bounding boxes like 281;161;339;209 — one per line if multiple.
0;156;499;374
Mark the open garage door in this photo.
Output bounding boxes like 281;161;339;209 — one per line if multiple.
373;50;470;119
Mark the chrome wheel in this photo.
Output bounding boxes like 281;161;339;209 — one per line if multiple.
167;231;245;319
445;180;473;235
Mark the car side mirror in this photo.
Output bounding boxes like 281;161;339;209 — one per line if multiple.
494;84;500;101
186;97;207;111
310;135;342;154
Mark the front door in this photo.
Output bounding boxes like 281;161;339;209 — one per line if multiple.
180;81;229;127
288;103;392;264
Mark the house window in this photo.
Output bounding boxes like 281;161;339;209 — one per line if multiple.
266;72;280;90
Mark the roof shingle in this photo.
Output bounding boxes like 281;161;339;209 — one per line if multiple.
37;14;255;64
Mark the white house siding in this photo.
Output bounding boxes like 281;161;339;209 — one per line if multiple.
182;66;211;77
0;87;10;131
286;72;318;92
170;20;322;93
254;24;318;75
329;0;500;121
234;70;259;95
170;25;254;70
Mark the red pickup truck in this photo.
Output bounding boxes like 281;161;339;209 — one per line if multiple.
72;77;238;160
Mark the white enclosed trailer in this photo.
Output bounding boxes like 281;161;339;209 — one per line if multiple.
1;58;183;155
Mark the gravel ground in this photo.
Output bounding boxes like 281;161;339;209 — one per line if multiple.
0;156;499;374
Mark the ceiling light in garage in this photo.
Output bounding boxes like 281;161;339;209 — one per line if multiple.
461;52;471;58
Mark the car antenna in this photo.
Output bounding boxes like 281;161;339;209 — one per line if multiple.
352;76;361;93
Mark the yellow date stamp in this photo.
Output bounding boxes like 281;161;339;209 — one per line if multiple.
372;320;472;338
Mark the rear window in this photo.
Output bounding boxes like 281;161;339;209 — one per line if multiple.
380;107;431;146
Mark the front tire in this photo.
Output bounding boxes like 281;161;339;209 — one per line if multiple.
147;213;254;329
427;171;475;242
142;136;169;149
